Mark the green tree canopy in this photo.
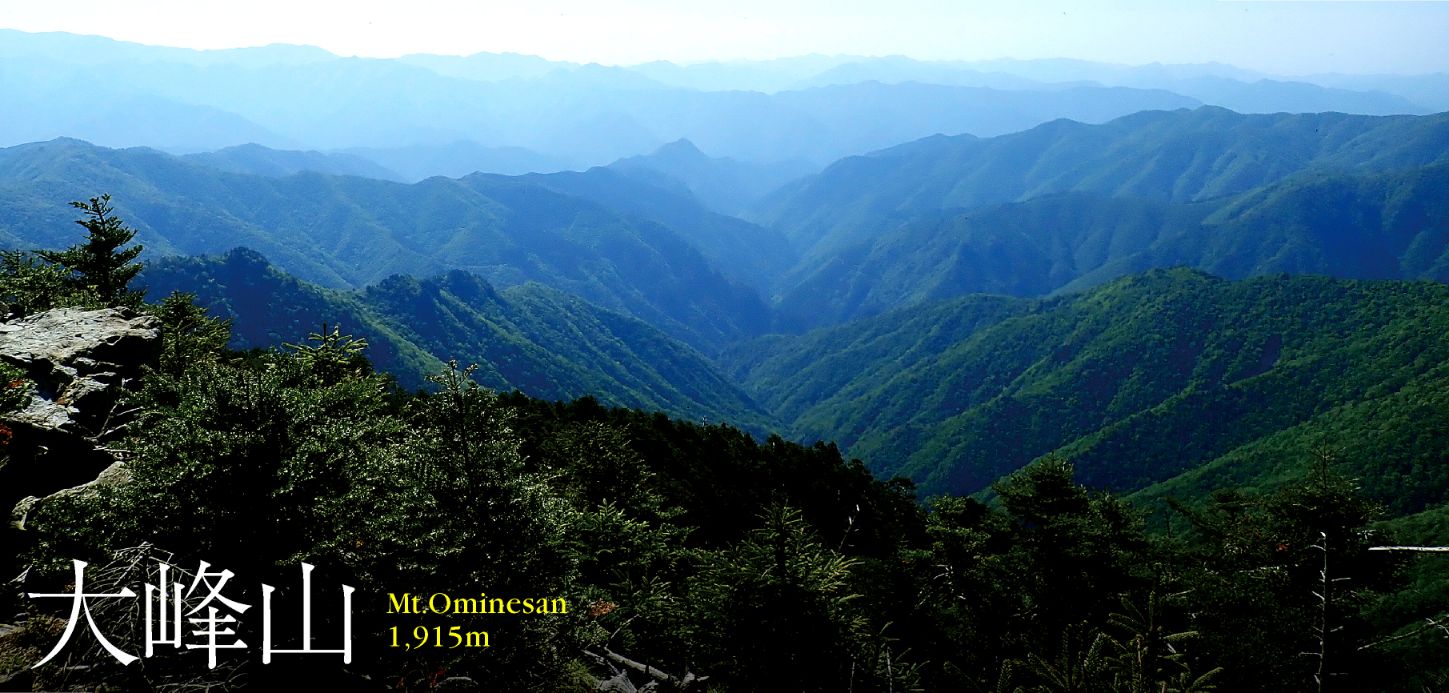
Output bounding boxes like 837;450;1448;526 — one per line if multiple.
36;194;143;306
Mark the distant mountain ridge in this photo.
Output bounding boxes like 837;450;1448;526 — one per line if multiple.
746;107;1449;330
338;142;577;181
789;57;1428;115
0;29;1203;166
754;107;1449;259
510;163;798;293
0;138;770;352
609;139;817;215
6;29;1439;179
183;144;404;180
770;161;1449;329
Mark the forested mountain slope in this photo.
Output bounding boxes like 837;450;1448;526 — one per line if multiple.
139;249;773;430
0;138;770;351
727;269;1449;508
507;165;797;294
771;162;1449;329
754;107;1449;257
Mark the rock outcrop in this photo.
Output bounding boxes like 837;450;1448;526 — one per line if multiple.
0;307;161;436
0;306;161;516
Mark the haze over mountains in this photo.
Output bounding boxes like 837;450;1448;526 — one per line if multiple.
3;26;1449;518
11;7;1449;687
3;28;1441;176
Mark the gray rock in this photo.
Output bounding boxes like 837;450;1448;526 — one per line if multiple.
597;672;639;692
11;462;131;531
435;676;481;691
0;307;160;370
0;307;160;513
0;306;160;438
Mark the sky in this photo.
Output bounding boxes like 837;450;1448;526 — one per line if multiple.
1;0;1447;74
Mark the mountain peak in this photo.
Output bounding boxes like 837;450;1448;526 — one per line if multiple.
652;138;708;161
39;136;97;148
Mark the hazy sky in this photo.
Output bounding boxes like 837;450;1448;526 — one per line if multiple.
2;0;1447;74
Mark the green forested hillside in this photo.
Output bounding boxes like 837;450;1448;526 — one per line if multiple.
722;292;1033;424
754;107;1449;258
139;249;773;430
0;138;770;352
772;194;1207;328
772;163;1449;329
1187;162;1449;280
6;157;1449;692
729;269;1449;508
9;24;1449;691
508;165;798;294
10;274;1446;692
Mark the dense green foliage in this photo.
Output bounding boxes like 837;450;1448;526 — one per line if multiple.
34;194;143;306
13;342;1442;690
0;248;100;316
4;76;1449;689
730;269;1449;513
3;219;1449;691
0;193;151;316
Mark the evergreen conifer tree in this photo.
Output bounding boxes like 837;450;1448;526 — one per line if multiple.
37;194;143;306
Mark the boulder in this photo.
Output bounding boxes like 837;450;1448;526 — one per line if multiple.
11;461;132;531
0;306;160;513
0;306;161;437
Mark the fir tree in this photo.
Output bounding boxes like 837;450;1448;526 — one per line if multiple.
37;194;143;306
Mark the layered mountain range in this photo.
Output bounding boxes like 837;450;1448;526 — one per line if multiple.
761;108;1449;327
4;28;1442;171
3;33;1449;519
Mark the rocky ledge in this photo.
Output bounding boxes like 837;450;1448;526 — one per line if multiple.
0;307;160;519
